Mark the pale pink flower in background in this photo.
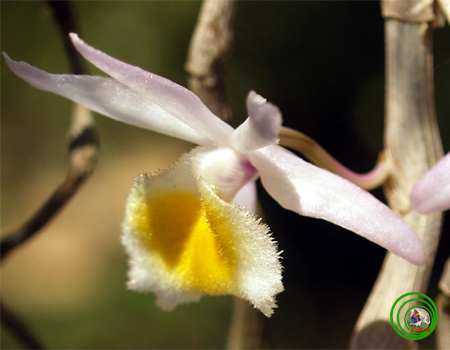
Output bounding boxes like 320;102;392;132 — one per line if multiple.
3;33;425;317
411;152;450;214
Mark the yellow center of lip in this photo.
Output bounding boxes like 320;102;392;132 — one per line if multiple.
130;190;236;294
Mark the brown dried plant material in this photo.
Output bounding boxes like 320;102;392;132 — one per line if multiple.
436;259;450;349
1;104;99;261
186;0;237;121
382;0;450;26
1;2;99;348
351;1;445;348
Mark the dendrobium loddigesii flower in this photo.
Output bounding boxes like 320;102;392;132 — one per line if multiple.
411;152;450;214
4;33;425;316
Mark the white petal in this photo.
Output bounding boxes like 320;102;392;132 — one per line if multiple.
231;91;282;153
192;147;258;202
3;53;210;145
411;152;450;213
249;145;425;265
70;33;234;145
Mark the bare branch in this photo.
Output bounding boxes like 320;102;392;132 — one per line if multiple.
437;258;450;349
1;1;99;262
1;2;100;348
185;0;237;120
351;1;444;348
48;0;87;75
0;105;98;260
1;299;44;349
226;298;274;349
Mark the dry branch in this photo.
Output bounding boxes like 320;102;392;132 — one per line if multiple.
437;258;450;348
1;1;99;262
186;0;236;120
0;104;98;261
351;1;445;348
1;2;99;348
1;299;43;349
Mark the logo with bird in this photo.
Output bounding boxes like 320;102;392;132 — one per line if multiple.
408;308;431;328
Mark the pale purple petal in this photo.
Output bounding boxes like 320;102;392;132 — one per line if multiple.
232;181;257;213
249;145;425;265
231;91;282;153
411;152;450;214
3;53;211;145
70;33;233;145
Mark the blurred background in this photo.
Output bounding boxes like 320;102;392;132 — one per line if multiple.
1;1;449;348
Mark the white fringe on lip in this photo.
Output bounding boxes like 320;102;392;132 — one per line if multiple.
122;147;283;317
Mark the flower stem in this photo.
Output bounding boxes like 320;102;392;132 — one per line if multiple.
278;127;392;190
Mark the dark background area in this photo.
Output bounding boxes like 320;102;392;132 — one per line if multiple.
2;1;449;349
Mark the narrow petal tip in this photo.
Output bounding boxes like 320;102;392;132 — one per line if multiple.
69;32;79;41
4;40;213;145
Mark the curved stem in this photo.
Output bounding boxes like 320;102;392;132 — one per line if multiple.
48;0;87;75
278;126;392;190
0;1;99;262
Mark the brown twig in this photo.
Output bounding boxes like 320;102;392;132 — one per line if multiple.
48;0;87;75
350;1;445;348
1;1;99;261
185;0;237;120
1;104;99;261
1;301;43;349
1;1;99;349
437;257;450;349
226;298;274;349
1;299;44;349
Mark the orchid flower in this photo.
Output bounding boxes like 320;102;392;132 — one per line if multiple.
4;34;425;317
411;152;450;214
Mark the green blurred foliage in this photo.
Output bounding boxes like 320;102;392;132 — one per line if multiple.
1;1;449;349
